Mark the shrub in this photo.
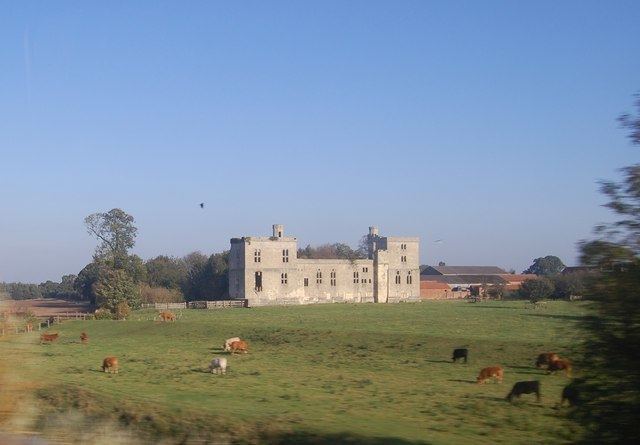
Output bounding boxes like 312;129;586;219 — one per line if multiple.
517;277;554;302
139;284;184;304
114;302;131;320
94;308;113;320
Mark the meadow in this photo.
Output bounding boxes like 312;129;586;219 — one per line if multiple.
0;300;588;444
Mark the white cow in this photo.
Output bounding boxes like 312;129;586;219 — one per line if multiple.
223;337;241;352
209;357;227;375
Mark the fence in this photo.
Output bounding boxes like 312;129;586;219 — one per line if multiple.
140;300;247;310
188;300;248;309
1;312;90;336
141;302;187;310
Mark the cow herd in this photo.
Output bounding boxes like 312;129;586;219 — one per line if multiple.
37;309;581;408
455;347;578;405
38;311;248;377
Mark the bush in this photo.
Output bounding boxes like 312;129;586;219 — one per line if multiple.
517;277;554;302
114;302;131;320
139;284;184;304
94;308;113;320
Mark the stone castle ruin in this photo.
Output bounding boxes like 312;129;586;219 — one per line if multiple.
229;225;420;306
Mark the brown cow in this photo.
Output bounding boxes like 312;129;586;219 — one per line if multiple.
548;358;572;377
535;352;559;368
476;366;504;384
80;332;89;344
40;332;59;343
102;356;119;374
229;340;248;354
158;311;176;322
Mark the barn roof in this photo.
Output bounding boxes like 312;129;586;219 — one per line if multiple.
421;266;508;276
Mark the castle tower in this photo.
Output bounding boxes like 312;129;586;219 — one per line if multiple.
273;224;284;238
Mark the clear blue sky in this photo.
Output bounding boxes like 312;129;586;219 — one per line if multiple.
1;1;639;283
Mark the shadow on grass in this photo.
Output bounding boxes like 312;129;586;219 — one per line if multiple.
424;359;453;364
261;431;430;445
447;379;476;384
521;314;586;321
472;394;507;403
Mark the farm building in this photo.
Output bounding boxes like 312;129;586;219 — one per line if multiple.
420;265;536;298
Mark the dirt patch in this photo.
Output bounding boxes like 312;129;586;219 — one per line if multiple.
0;300;92;317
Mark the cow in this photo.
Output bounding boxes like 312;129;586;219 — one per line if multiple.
535;352;559;369
476;366;504;384
506;381;541;403
80;332;88;344
158;311;176;322
560;379;584;407
208;357;227;375
229;340;248;354
40;332;59;343
223;337;241;352
452;348;468;363
102;356;119;374
548;358;572;377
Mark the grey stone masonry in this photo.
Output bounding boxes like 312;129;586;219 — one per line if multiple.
229;225;420;306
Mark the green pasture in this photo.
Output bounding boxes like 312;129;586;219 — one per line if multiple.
1;300;589;444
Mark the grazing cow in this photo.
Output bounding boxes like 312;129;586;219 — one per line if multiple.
80;332;88;344
208;357;227;374
40;332;59;343
507;381;541;403
560;379;584;407
223;337;241;352
548;358;572;377
102;356;119;374
535;352;559;369
476;366;504;384
229;340;248;354
158;311;176;322
452;348;468;363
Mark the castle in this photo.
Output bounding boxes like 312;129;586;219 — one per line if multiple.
228;225;420;306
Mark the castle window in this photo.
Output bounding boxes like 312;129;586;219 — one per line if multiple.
281;272;288;284
353;271;359;284
255;271;262;291
331;270;336;286
401;255;407;263
362;267;368;273
316;270;322;284
304;278;309;287
395;271;401;284
282;249;289;263
407;270;412;284
254;249;261;263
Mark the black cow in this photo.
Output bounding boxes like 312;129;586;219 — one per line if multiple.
452;348;468;363
560;379;584;407
507;381;541;403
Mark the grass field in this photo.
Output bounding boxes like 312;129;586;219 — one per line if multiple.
0;300;588;444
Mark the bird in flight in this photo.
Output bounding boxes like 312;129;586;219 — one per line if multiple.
434;239;443;243
199;203;205;209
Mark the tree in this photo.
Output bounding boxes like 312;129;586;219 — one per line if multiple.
181;251;230;300
146;255;188;290
517;277;554;302
551;273;591;299
93;268;141;314
85;209;137;269
523;255;565;276
75;261;106;304
573;94;640;443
